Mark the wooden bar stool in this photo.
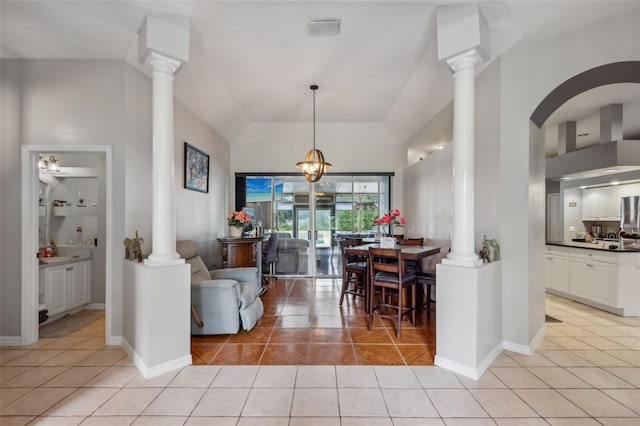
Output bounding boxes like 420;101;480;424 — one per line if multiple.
367;247;417;338
339;239;367;308
416;269;436;318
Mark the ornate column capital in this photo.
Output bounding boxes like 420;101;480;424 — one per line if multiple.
144;51;183;75
445;48;484;74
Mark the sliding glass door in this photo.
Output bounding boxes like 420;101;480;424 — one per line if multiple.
241;174;391;278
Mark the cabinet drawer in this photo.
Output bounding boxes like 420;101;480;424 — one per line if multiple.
545;245;570;257
570;248;618;264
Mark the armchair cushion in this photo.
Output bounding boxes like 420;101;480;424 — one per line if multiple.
177;240;211;283
190;279;241;334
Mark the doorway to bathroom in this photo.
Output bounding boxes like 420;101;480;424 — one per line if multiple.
21;145;115;347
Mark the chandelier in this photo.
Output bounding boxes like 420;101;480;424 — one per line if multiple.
296;84;332;182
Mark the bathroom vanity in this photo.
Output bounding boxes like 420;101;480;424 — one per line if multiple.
39;255;91;320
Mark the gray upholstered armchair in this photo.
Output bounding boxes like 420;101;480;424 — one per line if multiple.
177;240;264;335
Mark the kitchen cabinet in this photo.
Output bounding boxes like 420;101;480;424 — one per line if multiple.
628;183;640;197
545;245;639;315
591;261;618;307
568;256;618;307
582;186;620;221
545;247;569;293
581;183;640;222
569;250;619;307
43;260;90;317
569;257;593;300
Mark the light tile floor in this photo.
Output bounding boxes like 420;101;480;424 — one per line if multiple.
1;293;639;425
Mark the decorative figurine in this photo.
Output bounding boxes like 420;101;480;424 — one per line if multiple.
123;231;144;261
482;235;500;262
479;246;489;263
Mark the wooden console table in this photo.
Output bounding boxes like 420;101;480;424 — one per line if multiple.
217;236;269;279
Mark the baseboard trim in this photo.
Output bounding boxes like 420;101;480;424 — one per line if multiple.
502;340;532;355
107;336;122;346
477;342;504;376
0;336;23;347
84;303;106;310
502;324;545;356
121;337;192;379
529;323;546;352
435;341;504;380
435;355;481;380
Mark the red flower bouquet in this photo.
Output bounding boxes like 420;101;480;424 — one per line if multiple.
374;209;406;236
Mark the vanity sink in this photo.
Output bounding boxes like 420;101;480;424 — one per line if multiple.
41;256;72;265
40;256;84;265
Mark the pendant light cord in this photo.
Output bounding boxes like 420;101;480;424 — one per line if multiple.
312;86;317;151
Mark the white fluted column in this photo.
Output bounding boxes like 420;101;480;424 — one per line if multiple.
145;52;184;267
442;49;483;268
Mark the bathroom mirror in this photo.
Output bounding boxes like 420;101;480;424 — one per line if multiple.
39;180;48;246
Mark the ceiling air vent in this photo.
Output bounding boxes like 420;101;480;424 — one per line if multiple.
307;19;341;36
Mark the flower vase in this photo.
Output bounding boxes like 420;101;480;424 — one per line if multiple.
229;226;243;237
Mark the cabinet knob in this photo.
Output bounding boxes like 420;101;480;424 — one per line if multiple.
65;267;73;271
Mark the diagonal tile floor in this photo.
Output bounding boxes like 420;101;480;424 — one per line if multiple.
191;277;437;366
1;282;639;425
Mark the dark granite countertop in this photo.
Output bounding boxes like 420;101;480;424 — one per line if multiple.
546;241;640;253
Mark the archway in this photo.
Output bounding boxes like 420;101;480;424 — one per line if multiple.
530;61;640;128
529;60;640;327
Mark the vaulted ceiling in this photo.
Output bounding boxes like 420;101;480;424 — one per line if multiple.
2;1;639;155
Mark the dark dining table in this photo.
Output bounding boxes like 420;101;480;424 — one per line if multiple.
343;243;441;313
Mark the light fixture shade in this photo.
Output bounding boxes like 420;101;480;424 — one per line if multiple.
296;148;332;183
297;84;331;182
47;154;59;172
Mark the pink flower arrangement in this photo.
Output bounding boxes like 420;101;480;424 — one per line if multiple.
227;210;252;228
374;209;406;235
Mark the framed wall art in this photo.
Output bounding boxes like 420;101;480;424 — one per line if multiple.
184;142;209;193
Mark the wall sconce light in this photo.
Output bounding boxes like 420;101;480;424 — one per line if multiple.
47;155;60;172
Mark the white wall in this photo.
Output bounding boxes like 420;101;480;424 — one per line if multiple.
563;188;583;241
174;99;231;268
403;145;452;269
0;59;231;339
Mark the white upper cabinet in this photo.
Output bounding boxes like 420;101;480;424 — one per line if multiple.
581;184;638;221
582;187;616;220
627;183;640;197
582;188;601;220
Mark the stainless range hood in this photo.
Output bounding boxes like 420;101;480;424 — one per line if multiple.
546;103;640;181
546;140;640;180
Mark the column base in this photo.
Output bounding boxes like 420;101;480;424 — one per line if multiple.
144;252;185;267
442;252;483;268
